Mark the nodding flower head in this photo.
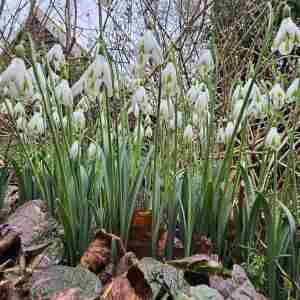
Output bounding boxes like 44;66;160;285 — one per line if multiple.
265;127;281;150
269;83;286;109
272;16;300;55
143;30;163;66
55;80;73;107
47;44;66;71
286;78;300;103
162;62;177;96
198;49;214;77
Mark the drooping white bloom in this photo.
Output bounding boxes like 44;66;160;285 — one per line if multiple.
133;125;144;141
132;86;149;115
145;114;152;125
194;88;209;114
187;85;200;104
28;113;46;135
16;116;27;131
183;124;193;140
0;58;33;97
272;17;300;55
72;110;86;130
198;49;214;76
72;55;113;98
55;80;73;107
47;44;65;71
69;141;80;160
265;127;281;150
286;78;300;103
145;126;153;138
225;121;235;142
269;83;286;109
162;62;177;96
14;102;25;116
216;126;225;144
160;100;174;120
87;142;98;159
143;30;163;65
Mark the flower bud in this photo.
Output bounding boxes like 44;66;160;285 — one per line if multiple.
265;127;281;150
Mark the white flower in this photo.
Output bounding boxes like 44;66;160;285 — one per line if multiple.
145;126;153;138
272;17;300;55
225;121;234;142
194;88;209;114
144;30;163;65
183;124;193;140
87;142;99;159
14;102;25;116
187;85;200;103
216;127;225;144
0;58;33;97
269;83;286;109
160;100;173;120
162;62;177;96
132;86;149;115
145;114;152;125
77;96;90;112
286;78;300;103
72;110;86;130
16;116;27;131
133;125;144;141
69;141;80;160
265;127;281;150
55;80;73;107
28;113;46;135
72;55;113;98
198;49;214;76
47;44;65;71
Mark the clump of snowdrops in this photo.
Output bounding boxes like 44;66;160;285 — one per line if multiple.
0;2;299;299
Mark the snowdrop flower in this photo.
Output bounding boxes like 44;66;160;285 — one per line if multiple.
216;127;225;144
162;62;177;96
269;83;285;109
87;142;99;160
143;30;163;65
265;127;281;150
145;114;152;125
14;102;25;116
0;58;33;97
272;17;300;55
286;78;300;103
16;116;27;131
225;121;234;142
187;85;200;104
133;125;144;141
55;80;73;107
183;124;193;140
145;126;153;138
69;141;80;160
132;86;149;115
194;88;209;115
72;110;86;130
72;55;113;98
160;100;173;120
47;44;65;71
198;49;214;76
28;113;46;135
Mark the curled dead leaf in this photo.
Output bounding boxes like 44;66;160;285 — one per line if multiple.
80;230;126;274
